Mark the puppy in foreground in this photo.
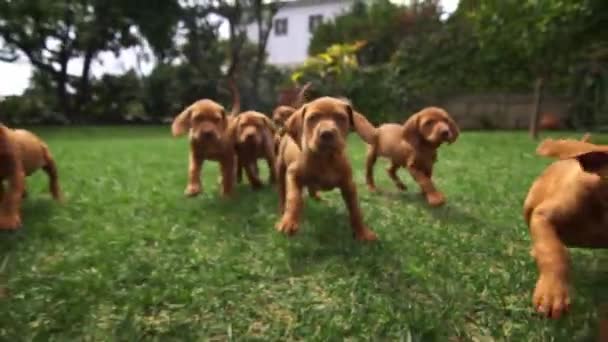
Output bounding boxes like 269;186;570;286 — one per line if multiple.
354;107;459;206
230;111;276;189
0;124;62;230
275;97;377;241
524;133;608;319
171;81;240;197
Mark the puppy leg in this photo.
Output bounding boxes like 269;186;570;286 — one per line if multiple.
0;163;25;230
42;147;62;201
185;150;203;197
245;161;263;190
220;156;236;198
275;168;303;235
529;209;570;319
266;156;276;185
340;179;377;241
277;160;287;214
365;144;379;192
236;155;244;184
408;167;445;206
264;142;277;185
387;163;407;191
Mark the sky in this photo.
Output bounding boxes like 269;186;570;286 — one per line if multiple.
0;0;459;96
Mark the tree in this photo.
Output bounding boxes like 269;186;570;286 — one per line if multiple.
466;0;594;138
0;0;180;122
248;0;280;108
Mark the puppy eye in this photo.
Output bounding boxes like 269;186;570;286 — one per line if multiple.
424;119;435;126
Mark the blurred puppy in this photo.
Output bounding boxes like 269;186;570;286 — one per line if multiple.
171;81;240;197
0;124;62;230
354;107;459;206
523;133;608;319
230;111;276;189
272;82;312;151
275;97;377;241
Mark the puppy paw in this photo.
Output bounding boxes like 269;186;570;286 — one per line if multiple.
426;192;446;207
0;214;22;230
396;183;407;191
184;185;201;197
354;227;378;241
275;216;299;236
367;184;377;192
533;274;570;319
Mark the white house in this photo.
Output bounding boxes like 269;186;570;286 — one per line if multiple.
246;0;354;67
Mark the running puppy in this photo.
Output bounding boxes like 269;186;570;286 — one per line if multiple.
230;111;276;189
0;124;62;230
171;80;240;197
354;107;459;206
523;133;608;319
275;97;377;241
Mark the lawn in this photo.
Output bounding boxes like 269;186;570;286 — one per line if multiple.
1;126;606;341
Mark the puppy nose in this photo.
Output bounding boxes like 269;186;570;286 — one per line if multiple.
245;133;256;142
441;129;451;139
202;131;215;139
320;129;336;141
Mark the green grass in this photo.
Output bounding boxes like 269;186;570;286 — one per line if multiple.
1;127;607;341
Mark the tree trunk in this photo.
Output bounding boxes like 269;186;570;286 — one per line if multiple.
74;48;95;116
529;76;545;139
251;1;277;109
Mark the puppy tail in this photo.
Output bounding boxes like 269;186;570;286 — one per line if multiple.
228;76;241;117
352;111;378;145
581;133;591;142
292;82;312;109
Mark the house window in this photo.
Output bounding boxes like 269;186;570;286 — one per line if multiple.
309;15;323;33
275;18;288;36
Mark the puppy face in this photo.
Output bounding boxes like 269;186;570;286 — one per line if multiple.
405;107;459;145
171;100;227;142
232;111;275;146
537;138;608;178
272;106;296;127
285;97;354;153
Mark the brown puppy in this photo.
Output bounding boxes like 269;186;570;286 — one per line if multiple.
272;82;312;151
354;107;459;206
523;134;608;319
275;97;377;241
0;124;62;230
171;84;240;197
230;111;276;189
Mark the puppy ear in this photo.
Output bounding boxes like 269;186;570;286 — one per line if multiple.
536;138;608;173
171;106;193;137
344;103;355;129
285;105;306;145
402;112;421;143
577;151;608;173
444;114;460;144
